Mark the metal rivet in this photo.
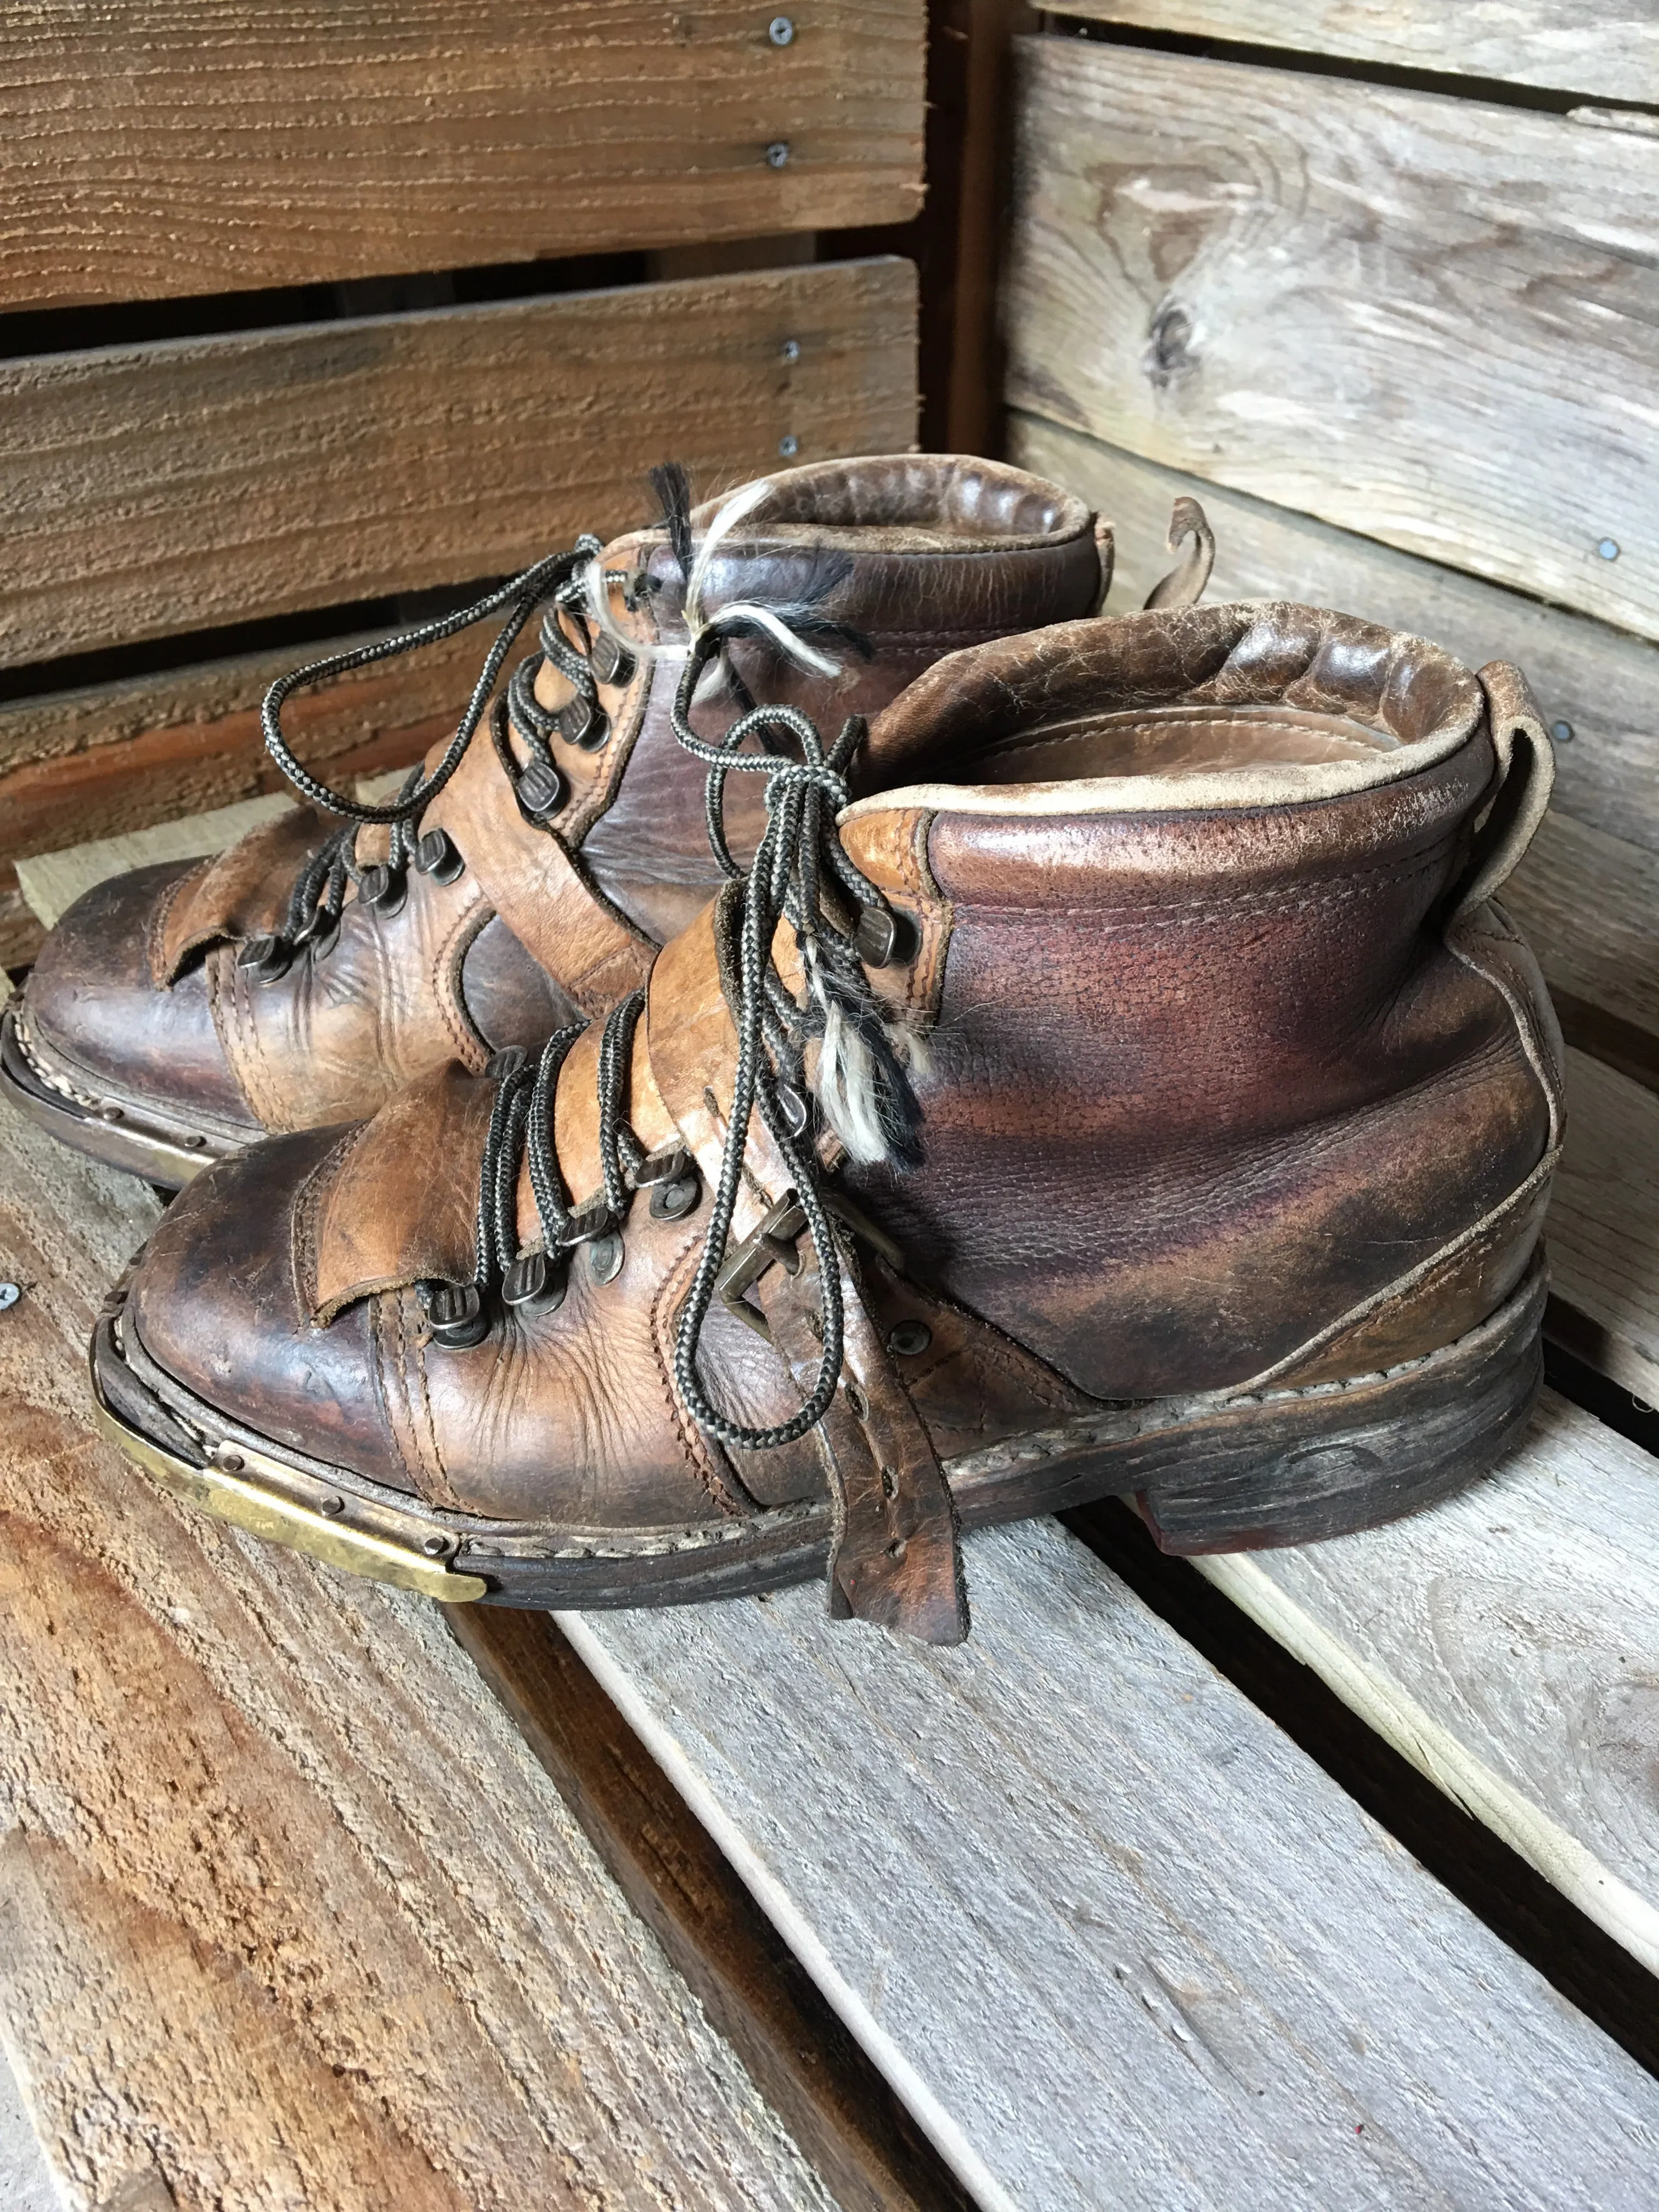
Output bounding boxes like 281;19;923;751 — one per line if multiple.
1598;538;1621;561
778;432;799;457
887;1319;932;1358
183;1133;207;1150
218;1451;245;1474
769;15;795;44
0;1282;19;1311
421;1534;447;1558
650;1172;701;1222
766;140;791;168
318;1494;344;1516
1551;720;1575;744
780;337;801;363
99;1103;126;1122
588;1232;625;1285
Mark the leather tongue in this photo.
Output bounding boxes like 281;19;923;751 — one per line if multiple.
757;1240;968;1646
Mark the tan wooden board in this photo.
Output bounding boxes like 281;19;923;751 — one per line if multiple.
0;2;924;310
0;1094;838;2212
565;1520;1659;2211
1005;38;1659;645
1549;1048;1659;1407
1193;1384;1659;1977
14;795;300;934
1011;419;1659;1072
1054;1;1659;101
2;258;919;668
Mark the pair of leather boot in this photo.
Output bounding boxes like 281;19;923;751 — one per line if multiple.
7;455;1562;1645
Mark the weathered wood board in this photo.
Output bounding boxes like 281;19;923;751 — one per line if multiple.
2;258;919;668
1054;1;1659;102
14;795;297;935
1548;1048;1659;1406
0;2;924;309
563;1528;1659;2211
0;1094;838;2212
1011;419;1659;1083
1193;1386;1659;1975
1005;38;1659;645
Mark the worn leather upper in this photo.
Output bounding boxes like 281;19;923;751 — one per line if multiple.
126;602;1561;1607
21;455;1105;1147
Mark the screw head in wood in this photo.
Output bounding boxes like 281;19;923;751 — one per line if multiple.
778;433;799;456
1598;538;1621;560
769;15;795;44
780;337;801;362
0;1282;19;1311
1551;720;1574;743
766;140;791;168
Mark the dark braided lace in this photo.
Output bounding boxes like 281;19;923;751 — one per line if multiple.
453;617;921;1454
256;540;607;960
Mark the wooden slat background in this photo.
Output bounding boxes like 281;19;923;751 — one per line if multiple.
1054;2;1659;101
1003;39;1659;645
0;1;925;308
2;259;918;670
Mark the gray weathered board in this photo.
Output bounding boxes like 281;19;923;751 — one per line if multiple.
1056;0;1659;102
3;258;918;667
0;1094;834;2212
1005;37;1659;646
564;1513;1659;2212
1197;1384;1659;1976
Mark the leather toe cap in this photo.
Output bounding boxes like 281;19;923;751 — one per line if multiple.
128;1126;413;1491
24;862;258;1128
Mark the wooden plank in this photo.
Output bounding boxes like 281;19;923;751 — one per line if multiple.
1549;1049;1659;1407
1054;2;1659;103
1005;38;1659;645
0;1097;839;2212
0;625;476;949
1008;419;1659;1071
13;794;299;933
0;2;924;309
1189;1387;1659;1977
557;1532;1659;2210
1;258;919;668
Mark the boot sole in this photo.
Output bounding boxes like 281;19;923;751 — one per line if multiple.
88;1255;1547;1609
1;1005;241;1188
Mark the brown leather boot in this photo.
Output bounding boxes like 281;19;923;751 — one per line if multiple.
92;602;1560;1643
8;455;1188;1187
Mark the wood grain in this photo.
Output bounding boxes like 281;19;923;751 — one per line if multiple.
562;1529;1659;2211
0;1096;837;2212
1005;39;1659;644
0;2;924;309
1;258;919;668
1192;1385;1659;1973
1548;1048;1659;1406
1055;1;1659;101
1010;421;1659;1084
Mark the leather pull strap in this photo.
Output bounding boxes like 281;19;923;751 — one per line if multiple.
758;1242;968;1647
1451;663;1556;918
1142;496;1216;611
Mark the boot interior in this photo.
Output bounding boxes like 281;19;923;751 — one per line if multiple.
693;454;1094;553
966;702;1401;785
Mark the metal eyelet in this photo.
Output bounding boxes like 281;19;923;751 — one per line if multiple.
587;1232;625;1285
419;1279;489;1348
503;1250;568;1318
557;695;608;752
237;935;291;985
854;904;919;968
649;1171;701;1222
359;864;407;918
590;632;636;687
414;827;465;883
887;1319;932;1358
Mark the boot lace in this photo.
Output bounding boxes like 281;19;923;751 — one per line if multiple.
450;625;922;1453
250;540;617;973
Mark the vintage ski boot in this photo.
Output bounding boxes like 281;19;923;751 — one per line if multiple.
91;600;1558;1640
8;456;1206;1185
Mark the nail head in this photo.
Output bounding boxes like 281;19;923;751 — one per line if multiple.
766;140;791;168
778;432;799;456
1598;538;1621;561
780;336;801;362
0;1282;19;1311
1551;720;1574;743
769;15;795;44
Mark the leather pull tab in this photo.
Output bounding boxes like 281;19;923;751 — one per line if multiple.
1142;496;1216;610
1451;664;1556;918
758;1245;968;1647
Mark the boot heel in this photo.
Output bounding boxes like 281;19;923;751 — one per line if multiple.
1133;1259;1547;1555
